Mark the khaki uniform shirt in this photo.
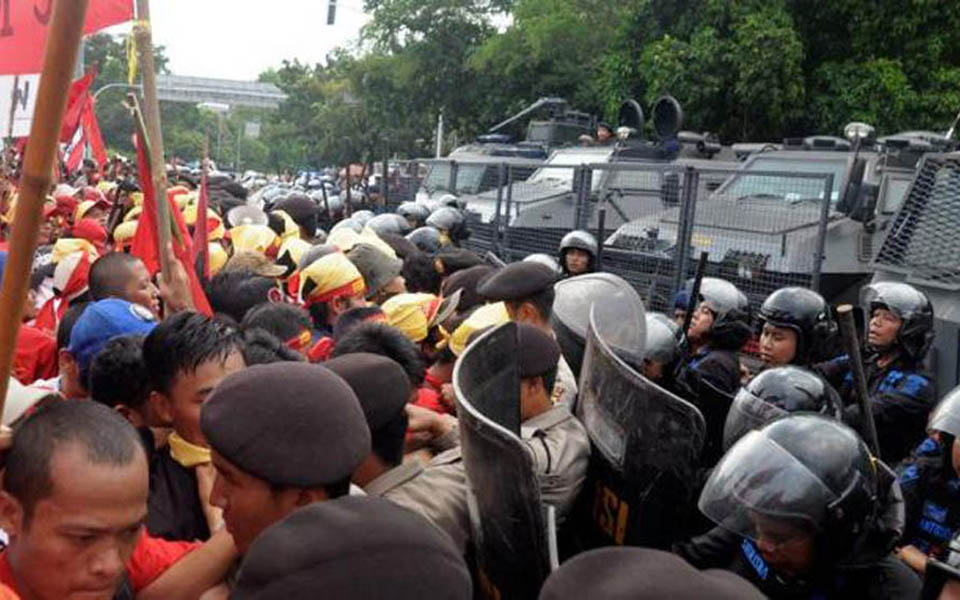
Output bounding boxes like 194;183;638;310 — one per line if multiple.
382;405;590;553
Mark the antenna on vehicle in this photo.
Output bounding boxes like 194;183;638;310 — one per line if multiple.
945;109;960;140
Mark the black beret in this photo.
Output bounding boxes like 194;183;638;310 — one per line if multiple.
323;353;410;432
274;195;319;228
201;363;370;487
434;248;484;275
477;261;555;301
441;265;495;313
234;496;472;600
539;547;765;600
517;323;560;378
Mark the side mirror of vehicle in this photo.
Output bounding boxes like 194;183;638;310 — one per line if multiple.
848;182;879;224
837;157;867;216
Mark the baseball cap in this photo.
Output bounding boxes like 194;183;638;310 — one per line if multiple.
67;299;157;371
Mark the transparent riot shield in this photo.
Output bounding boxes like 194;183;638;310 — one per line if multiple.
551;272;646;379
574;307;707;549
453;322;552;599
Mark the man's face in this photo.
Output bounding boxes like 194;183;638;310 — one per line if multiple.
2;442;148;600
209;450;301;555
155;351;245;446
85;207;108;229
38;221;54;245
751;514;816;578
759;323;799;367
687;302;715;345
673;308;687;328
868;307;901;351
641;358;666;382
379;275;407;302
122;260;160;317
564;248;590;275
597;127;613;142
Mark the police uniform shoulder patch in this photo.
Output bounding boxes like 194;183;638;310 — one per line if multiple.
130;303;156;322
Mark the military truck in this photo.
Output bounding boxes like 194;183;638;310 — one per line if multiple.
605;126;953;307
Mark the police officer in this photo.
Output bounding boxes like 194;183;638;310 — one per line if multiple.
755;287;837;369
818;281;936;464
721;365;843;452
675;277;751;464
558;230;597;277
678;414;920;599
641;312;682;390
200;362;371;556
896;386;960;575
386;323;591;553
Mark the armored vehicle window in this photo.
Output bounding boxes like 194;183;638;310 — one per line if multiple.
719;156;847;203
879;176;911;214
423;163;451;191
528;149;613;191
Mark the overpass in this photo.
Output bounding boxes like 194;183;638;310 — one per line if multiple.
155;75;287;109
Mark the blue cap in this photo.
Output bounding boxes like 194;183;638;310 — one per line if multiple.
67;298;157;370
673;289;689;310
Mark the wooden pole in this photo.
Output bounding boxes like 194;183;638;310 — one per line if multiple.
133;0;172;276
0;0;90;409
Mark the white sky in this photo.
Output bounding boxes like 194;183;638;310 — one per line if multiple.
107;0;371;81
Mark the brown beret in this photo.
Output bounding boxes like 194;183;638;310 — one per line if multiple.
434;248;484;275
477;261;555;301
517;323;560;378
323;353;410;432
441;265;495;313
539;547;765;600
234;496;472;600
201;363;370;487
274;195;318;227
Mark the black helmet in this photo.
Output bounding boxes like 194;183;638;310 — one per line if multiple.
701;415;880;563
366;213;410;236
397;202;431;227
406;226;442;254
723;366;843;451
860;281;934;360
644;312;681;366
757;287;837;364
351;209;376;227
695;278;751;349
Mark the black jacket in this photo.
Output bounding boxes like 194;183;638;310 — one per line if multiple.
139;428;211;542
897;437;960;560
676;347;740;466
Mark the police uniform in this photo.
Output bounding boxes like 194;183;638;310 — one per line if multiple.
898;437;960;561
476;261;578;408
382;325;590;553
819;353;935;464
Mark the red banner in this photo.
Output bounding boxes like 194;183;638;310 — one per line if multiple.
0;0;134;75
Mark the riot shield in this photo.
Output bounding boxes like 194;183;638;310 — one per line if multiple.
453;322;552;599
574;307;706;549
551;272;646;380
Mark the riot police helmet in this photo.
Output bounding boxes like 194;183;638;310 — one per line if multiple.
367;213;411;236
700;415;880;564
860;281;934;360
351;210;376;227
643;312;681;366
558;230;598;276
758;287;837;364
397;202;431;227
406;226;442;254
425;206;464;232
437;193;464;209
695;278;751;347
722;366;843;451
928;385;960;438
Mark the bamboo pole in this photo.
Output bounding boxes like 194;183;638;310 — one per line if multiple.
133;0;172;276
0;0;90;409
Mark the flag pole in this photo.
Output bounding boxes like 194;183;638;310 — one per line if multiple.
0;0;90;410
133;0;172;276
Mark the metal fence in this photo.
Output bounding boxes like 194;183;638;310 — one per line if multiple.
400;157;835;313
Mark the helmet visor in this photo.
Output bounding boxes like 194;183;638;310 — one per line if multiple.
722;388;787;452
699;430;838;540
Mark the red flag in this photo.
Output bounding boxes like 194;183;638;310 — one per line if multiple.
64;125;85;172
191;161;211;280
130;132;212;316
0;1;134;75
81;96;107;168
59;70;96;142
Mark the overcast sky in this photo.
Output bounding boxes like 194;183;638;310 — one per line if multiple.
108;0;370;81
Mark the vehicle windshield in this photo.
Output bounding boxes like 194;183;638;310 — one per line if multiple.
422;163;488;194
719;156;848;203
528;149;613;191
